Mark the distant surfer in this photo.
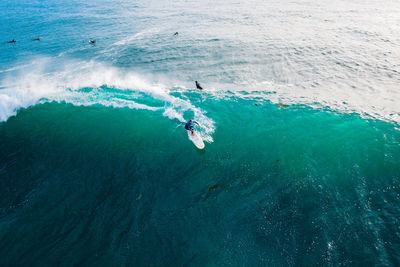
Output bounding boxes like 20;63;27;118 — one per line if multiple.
185;119;200;135
6;39;18;43
89;40;96;44
33;37;42;41
174;32;179;36
195;81;203;90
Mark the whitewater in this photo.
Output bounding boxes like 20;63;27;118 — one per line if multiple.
1;0;400;126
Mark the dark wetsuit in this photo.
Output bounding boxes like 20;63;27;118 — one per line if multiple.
195;81;203;90
185;120;199;131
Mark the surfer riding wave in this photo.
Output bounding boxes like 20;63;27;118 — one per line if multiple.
185;119;200;135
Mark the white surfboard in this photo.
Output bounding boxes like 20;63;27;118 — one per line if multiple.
187;130;205;149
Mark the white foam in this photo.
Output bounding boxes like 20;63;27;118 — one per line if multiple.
0;57;216;142
1;52;398;144
112;28;161;46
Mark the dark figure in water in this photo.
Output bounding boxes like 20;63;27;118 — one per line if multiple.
34;37;42;41
6;39;18;43
195;81;203;90
89;40;96;44
174;32;178;36
185;119;200;135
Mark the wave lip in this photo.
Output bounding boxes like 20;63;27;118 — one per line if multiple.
0;57;215;142
1;55;399;141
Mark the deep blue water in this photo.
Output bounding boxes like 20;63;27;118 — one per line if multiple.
1;0;400;265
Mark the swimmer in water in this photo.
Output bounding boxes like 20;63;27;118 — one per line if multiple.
195;81;203;90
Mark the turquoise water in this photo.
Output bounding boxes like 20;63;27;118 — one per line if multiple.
1;0;400;265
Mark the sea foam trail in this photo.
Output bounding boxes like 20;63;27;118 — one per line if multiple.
0;58;215;142
89;0;400;127
1;54;399;142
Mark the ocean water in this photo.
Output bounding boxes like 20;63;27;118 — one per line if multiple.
1;0;400;265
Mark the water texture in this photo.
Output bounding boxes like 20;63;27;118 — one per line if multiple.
0;0;400;265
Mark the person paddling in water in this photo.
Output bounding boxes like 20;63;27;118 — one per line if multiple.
195;81;203;90
185;119;200;135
